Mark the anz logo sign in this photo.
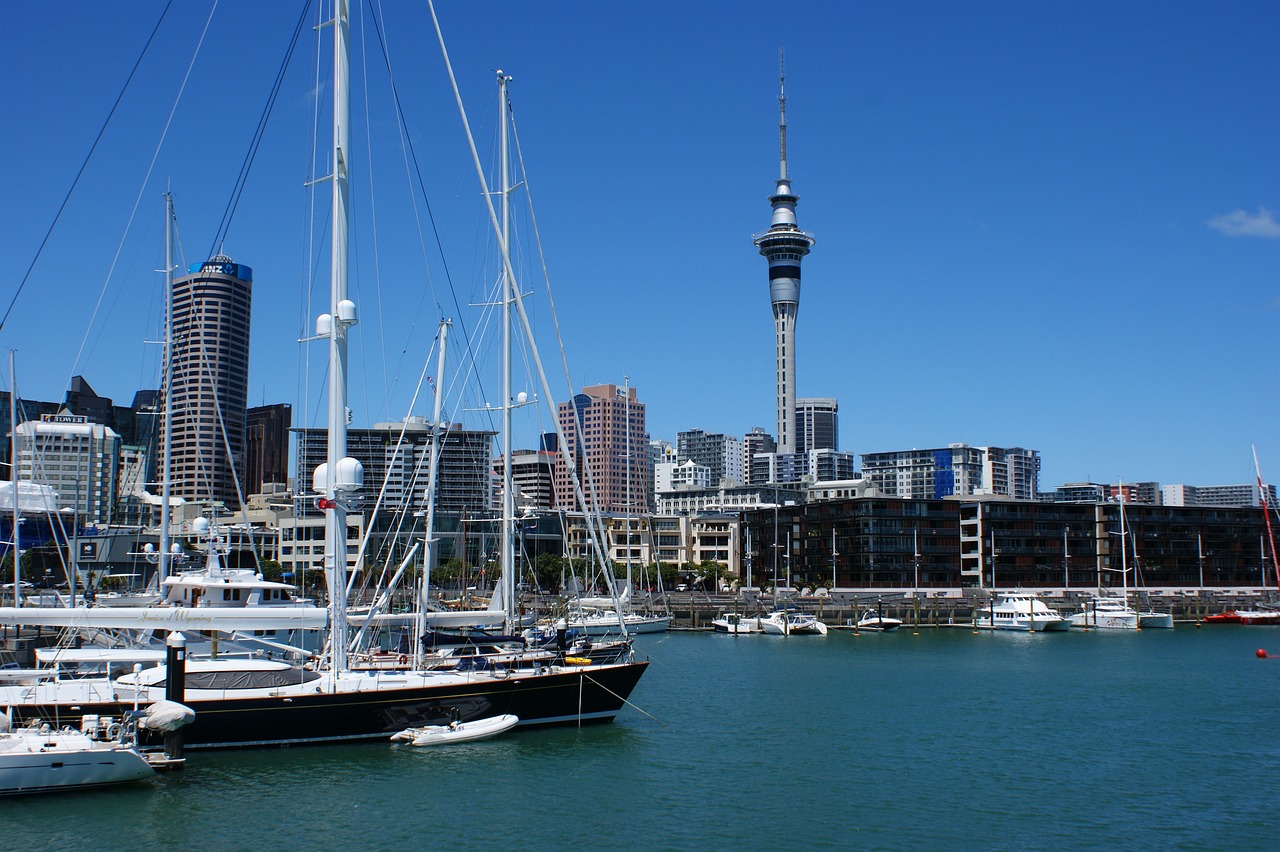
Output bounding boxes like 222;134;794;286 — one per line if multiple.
189;261;253;282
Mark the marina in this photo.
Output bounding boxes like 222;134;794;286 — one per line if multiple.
3;627;1278;848
1;2;1277;846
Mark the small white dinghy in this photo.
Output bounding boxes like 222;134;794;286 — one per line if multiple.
390;714;519;747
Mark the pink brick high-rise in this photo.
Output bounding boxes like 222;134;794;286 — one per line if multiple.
554;383;649;514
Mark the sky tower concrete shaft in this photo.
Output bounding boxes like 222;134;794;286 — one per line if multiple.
753;52;814;455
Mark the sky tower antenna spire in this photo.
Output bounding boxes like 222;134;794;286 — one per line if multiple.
778;47;788;181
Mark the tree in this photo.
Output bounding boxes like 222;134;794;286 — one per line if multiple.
532;552;566;592
259;559;284;582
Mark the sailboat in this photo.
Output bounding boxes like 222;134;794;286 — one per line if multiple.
758;532;827;636
1071;491;1139;630
1070;486;1172;630
0;1;646;748
0;699;193;796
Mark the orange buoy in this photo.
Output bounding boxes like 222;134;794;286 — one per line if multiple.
1257;648;1269;659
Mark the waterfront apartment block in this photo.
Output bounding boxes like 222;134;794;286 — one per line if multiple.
555;384;649;514
740;496;1276;591
861;444;1040;501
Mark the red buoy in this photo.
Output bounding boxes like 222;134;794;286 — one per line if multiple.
1257;648;1269;659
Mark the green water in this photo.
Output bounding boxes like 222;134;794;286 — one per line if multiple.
4;627;1278;850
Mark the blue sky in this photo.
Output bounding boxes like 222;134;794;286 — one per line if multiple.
2;0;1277;491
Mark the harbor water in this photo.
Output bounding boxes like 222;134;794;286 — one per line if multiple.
4;626;1279;850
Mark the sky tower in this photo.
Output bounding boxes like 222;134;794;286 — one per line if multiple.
754;50;814;455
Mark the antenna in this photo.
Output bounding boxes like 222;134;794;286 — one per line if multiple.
778;47;788;180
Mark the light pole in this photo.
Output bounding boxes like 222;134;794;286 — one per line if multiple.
1063;526;1070;590
830;528;838;592
913;527;920;596
912;526;921;635
1197;533;1204;589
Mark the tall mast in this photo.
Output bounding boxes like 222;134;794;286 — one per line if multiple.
499;70;516;629
314;0;360;673
9;351;21;607
1118;483;1129;604
418;320;449;630
1252;445;1280;590
160;192;176;583
625;375;632;598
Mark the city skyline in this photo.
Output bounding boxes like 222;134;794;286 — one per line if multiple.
2;1;1276;494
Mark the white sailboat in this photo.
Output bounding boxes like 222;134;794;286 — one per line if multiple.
0;699;193;796
1071;492;1139;630
1071;485;1172;629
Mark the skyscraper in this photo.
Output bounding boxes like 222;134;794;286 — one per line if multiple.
554;383;648;514
245;403;292;496
753;53;814;455
164;256;252;509
795;398;838;454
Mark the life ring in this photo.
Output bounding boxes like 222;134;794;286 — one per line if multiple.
397;654;408;665
106;722;123;741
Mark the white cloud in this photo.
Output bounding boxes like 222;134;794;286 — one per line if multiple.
1207;206;1280;238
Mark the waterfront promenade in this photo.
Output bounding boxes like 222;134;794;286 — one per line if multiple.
639;586;1278;630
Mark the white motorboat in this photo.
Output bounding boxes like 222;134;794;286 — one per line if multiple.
973;593;1070;632
390;714;519;747
855;610;902;632
1070;595;1139;630
711;613;762;634
160;518;314;611
760;609;828;636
